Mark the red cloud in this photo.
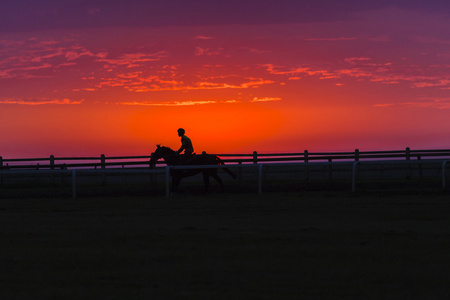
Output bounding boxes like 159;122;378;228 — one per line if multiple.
96;52;167;68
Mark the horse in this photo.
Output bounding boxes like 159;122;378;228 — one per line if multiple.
149;145;237;192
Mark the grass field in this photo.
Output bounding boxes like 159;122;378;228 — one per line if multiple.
1;191;450;299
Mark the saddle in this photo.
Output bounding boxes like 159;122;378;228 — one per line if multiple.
178;153;196;165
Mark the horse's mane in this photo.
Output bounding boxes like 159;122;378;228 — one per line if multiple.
157;145;176;153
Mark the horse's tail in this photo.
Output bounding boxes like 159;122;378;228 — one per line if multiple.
215;156;237;180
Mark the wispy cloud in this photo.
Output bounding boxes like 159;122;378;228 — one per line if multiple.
195;35;213;40
335;68;373;78
344;57;372;64
65;47;106;61
305;37;358;41
96;52;167;68
413;79;450;88
196;78;274;89
374;98;450;109
72;88;97;92
0;38;106;78
302;35;390;42
194;47;222;56
94;68;274;92
263;64;335;78
373;103;395;108
120;99;238;106
412;36;450;45
0;97;83;105
250;97;282;103
264;64;308;75
0;63;54;78
263;58;450;90
239;47;271;54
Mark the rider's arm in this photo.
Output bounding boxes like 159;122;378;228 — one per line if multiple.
177;145;184;154
177;137;186;154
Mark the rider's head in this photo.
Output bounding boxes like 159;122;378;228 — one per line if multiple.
177;128;185;136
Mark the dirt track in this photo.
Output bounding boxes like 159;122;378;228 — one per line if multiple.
1;192;450;299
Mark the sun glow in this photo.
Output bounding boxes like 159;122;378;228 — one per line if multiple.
128;103;285;153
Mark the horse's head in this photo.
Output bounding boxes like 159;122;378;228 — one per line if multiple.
149;145;176;167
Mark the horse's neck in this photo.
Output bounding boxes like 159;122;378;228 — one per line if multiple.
161;148;177;165
163;156;176;165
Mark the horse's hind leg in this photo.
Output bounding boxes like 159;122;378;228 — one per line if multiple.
224;168;237;180
210;170;224;191
202;171;210;192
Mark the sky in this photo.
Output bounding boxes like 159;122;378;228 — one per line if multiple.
1;0;450;158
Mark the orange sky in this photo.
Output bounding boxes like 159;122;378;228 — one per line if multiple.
1;2;450;158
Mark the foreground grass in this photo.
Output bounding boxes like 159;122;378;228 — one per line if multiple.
1;192;450;299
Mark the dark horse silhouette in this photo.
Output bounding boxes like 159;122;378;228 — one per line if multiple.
149;145;236;191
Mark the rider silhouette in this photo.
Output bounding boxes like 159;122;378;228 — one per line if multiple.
176;128;194;164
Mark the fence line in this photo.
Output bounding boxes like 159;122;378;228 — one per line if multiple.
350;159;450;192
2;147;450;170
1;159;449;198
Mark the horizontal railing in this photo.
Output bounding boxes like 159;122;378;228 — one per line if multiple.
2;147;450;170
1;159;449;198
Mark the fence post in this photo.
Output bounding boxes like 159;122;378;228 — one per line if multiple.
355;149;360;162
149;153;154;168
304;150;309;180
149;152;154;186
328;158;333;180
405;147;411;160
101;154;106;169
352;161;359;192
405;147;411;179
0;156;3;187
72;170;77;199
258;164;263;194
253;151;258;164
165;166;171;198
49;155;56;183
418;156;423;179
442;161;449;190
101;154;106;185
238;161;243;187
